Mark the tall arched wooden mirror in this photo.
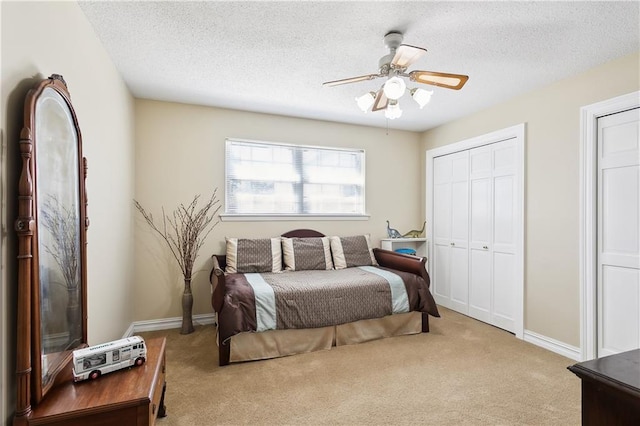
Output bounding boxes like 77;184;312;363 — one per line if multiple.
14;74;88;421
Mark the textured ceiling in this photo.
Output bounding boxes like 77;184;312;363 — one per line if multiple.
79;1;640;132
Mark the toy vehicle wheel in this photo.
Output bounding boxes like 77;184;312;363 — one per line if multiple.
89;370;101;380
135;357;145;366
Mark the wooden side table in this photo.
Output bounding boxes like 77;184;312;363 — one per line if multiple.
23;337;167;426
568;348;640;425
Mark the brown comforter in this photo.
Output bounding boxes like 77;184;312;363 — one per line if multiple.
217;266;438;345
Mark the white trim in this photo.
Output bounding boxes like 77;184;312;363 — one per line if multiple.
124;313;217;336
523;330;581;361
579;91;640;361
220;213;370;222
121;322;135;339
425;123;525;339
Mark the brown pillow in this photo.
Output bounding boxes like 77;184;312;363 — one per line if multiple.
329;235;377;269
225;237;282;273
282;237;333;271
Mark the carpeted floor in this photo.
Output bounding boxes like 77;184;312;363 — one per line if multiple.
141;307;581;425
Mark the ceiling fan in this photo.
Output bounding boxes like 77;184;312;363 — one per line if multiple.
323;31;469;119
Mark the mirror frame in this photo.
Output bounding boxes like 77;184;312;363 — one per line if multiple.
14;74;88;419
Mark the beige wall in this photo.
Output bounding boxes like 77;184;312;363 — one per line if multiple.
134;99;422;321
421;51;640;347
0;1;636;419
1;1;135;421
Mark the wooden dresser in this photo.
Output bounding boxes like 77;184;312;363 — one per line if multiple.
568;348;640;425
23;337;167;426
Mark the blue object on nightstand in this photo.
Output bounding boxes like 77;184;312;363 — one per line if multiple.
395;248;417;256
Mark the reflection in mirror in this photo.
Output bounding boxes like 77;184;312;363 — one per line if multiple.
36;87;83;387
14;74;88;421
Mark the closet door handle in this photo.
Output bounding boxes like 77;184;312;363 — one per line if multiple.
450;242;455;246
483;245;488;250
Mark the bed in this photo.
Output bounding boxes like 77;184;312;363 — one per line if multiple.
210;229;439;365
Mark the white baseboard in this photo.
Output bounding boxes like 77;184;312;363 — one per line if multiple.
524;329;581;361
123;316;581;361
122;322;135;339
123;313;216;337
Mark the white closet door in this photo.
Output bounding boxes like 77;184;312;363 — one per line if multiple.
491;140;518;332
427;124;523;337
469;139;517;332
433;155;452;303
450;152;470;313
432;151;469;311
597;107;640;357
469;145;492;323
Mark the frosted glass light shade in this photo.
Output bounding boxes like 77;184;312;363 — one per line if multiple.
382;76;406;100
411;88;433;109
355;92;376;112
385;101;402;120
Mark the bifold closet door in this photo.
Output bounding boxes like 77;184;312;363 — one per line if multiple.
433;151;469;313
469;139;518;333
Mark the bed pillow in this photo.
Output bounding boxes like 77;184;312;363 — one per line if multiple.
225;237;282;273
329;235;378;270
282;237;333;271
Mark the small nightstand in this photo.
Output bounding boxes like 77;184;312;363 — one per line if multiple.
24;337;167;426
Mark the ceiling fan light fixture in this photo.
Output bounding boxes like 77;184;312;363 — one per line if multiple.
382;76;406;100
385;100;402;120
411;88;433;109
355;91;376;112
322;32;469;120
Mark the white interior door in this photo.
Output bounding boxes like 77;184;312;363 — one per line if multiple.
597;107;640;357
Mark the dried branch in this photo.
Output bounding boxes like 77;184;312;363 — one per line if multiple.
40;196;80;290
134;189;221;281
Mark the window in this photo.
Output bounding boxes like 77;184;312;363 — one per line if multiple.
225;139;365;216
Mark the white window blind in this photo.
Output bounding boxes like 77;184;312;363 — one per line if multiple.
225;139;365;216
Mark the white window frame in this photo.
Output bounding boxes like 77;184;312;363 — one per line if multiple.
221;138;369;221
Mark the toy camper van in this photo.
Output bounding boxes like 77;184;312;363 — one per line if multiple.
72;336;147;382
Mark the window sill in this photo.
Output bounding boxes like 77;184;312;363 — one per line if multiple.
220;214;370;222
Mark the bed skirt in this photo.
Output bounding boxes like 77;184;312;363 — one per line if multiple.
224;311;422;363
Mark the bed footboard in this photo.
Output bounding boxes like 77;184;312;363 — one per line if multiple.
373;248;431;289
210;255;232;366
210;255;226;313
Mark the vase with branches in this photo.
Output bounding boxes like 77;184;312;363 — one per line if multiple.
134;189;220;334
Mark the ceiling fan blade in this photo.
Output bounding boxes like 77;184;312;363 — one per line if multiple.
392;44;428;69
323;74;380;87
371;89;388;111
409;70;469;90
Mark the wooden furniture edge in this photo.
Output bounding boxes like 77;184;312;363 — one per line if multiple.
568;364;640;398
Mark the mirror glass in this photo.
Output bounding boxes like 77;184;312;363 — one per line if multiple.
35;87;83;387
